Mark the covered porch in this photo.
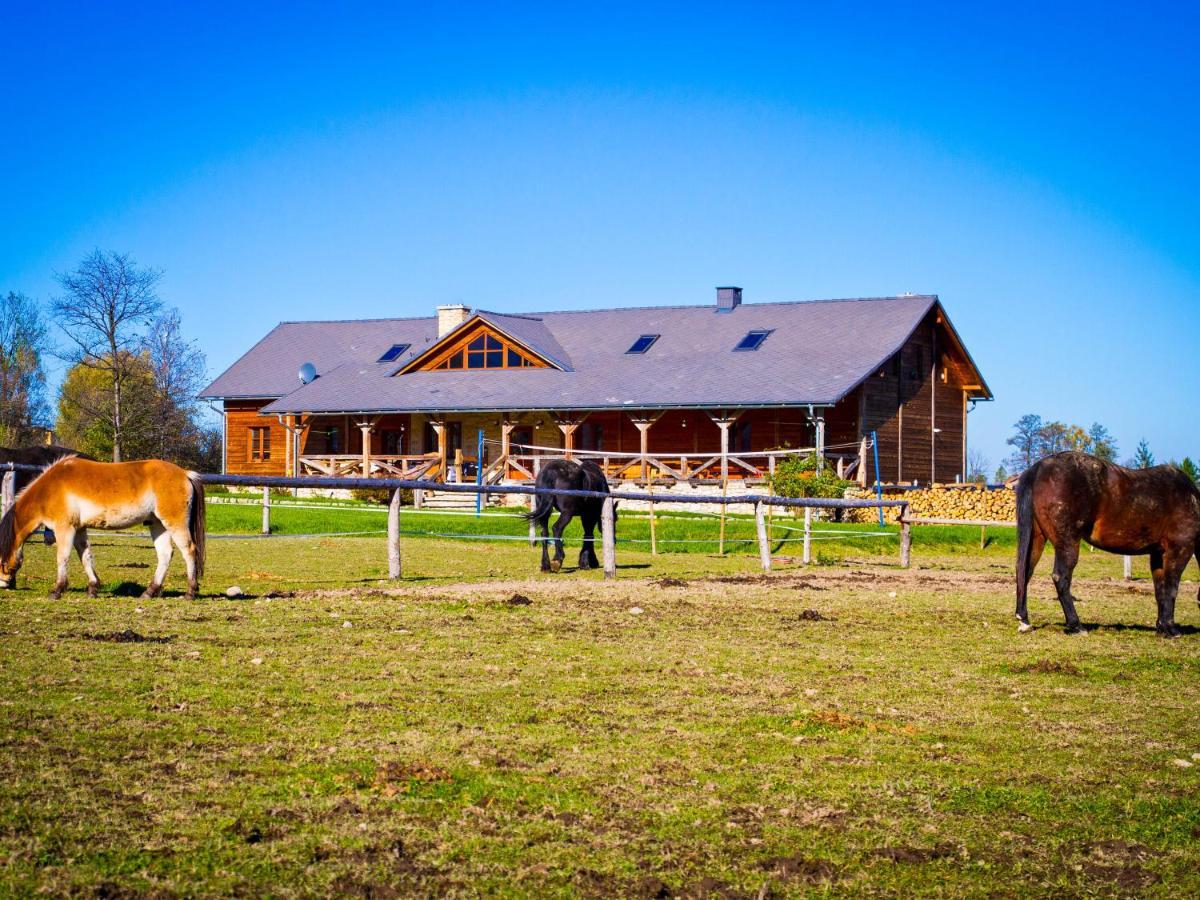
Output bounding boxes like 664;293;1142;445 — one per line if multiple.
289;404;868;487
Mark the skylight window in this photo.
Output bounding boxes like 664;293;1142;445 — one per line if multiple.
733;330;772;351
377;343;410;362
626;334;660;354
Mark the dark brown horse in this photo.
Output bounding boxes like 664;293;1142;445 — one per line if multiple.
1015;452;1200;636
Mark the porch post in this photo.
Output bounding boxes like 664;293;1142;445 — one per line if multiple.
627;411;663;485
356;417;379;477
858;436;869;487
552;412;588;460
429;418;447;481
707;410;741;488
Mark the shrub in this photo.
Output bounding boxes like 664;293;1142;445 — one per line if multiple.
767;454;855;500
351;487;414;505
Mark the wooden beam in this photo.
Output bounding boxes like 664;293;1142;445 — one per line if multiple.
551;411;589;460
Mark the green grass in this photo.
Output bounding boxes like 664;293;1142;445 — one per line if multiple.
206;497;1020;558
1;530;1197;896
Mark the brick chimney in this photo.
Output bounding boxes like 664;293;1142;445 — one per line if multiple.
437;303;471;337
716;286;742;311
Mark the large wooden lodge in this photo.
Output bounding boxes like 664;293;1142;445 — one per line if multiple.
201;289;991;494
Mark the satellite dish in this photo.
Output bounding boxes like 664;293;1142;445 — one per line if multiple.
298;362;317;384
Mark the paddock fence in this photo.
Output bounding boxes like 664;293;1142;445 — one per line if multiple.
2;463;915;580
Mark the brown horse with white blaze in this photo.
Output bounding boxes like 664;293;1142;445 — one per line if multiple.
1015;452;1200;636
0;457;206;599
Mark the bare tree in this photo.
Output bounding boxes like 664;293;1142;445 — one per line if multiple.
0;291;51;445
966;447;990;483
53;250;163;461
144;309;208;462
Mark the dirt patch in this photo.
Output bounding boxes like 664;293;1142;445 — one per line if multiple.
1080;862;1159;890
373;760;452;796
263;590;297;599
327;877;403;899
871;843;958;864
1013;660;1082;676
1087;839;1151;861
798;609;834;622
807;709;866;730
74;629;173;644
505;593;533;606
655;577;688;588
113;562;150;569
761;855;838;882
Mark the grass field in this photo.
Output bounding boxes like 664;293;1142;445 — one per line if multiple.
2;519;1198;896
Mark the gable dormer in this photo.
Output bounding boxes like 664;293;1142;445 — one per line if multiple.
396;315;560;373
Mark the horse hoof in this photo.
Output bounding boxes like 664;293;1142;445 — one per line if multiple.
1157;625;1182;639
549;560;562;573
87;585;99;599
48;591;61;601
1065;624;1087;635
1016;620;1033;634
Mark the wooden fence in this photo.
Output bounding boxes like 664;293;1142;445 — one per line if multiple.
2;463;911;581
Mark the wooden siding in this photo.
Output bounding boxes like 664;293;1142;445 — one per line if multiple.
224;400;288;476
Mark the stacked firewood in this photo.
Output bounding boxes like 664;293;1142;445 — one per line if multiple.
843;484;1017;524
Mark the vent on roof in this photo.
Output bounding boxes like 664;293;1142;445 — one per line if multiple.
733;329;772;351
716;286;742;311
626;334;660;354
377;343;410;362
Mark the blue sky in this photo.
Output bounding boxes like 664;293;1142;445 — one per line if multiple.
2;2;1197;467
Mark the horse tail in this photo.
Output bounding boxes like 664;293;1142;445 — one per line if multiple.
1015;462;1039;595
187;471;206;580
522;492;554;525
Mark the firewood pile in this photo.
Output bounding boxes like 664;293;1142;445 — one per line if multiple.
843;484;1016;524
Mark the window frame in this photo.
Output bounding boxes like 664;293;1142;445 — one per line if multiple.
248;426;272;461
732;329;773;352
377;343;410;363
626;334;660;354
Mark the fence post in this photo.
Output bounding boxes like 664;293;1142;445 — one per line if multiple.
1123;555;1132;581
1;469;14;518
648;483;657;555
900;506;912;568
601;496;616;580
802;506;812;565
388;487;402;579
755;502;771;571
261;486;270;535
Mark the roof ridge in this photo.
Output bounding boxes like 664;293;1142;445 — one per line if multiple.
475;309;544;321
517;294;938;317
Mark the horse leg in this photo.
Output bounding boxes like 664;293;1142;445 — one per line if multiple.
48;526;76;600
1051;537;1083;633
1152;545;1190;638
538;514;552;572
73;528;100;598
551;510;573;573
1015;527;1046;631
171;521;200;600
578;515;595;570
142;519;173;599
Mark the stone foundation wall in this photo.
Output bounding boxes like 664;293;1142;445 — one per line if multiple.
843;484;1016;524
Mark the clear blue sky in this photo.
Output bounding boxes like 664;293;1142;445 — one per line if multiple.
2;1;1197;467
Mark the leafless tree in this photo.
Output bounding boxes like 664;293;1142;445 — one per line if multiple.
53;250;163;461
966;447;990;483
144;308;209;463
0;291;51;445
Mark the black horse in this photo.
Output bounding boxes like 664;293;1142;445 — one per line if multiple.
0;445;94;544
1016;451;1200;636
523;459;615;572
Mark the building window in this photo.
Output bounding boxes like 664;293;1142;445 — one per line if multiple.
733;330;772;351
249;427;272;460
327;427;341;453
626;334;660;354
378;343;410;362
432;333;538;369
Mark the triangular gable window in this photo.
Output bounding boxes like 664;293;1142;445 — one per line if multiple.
401;322;552;373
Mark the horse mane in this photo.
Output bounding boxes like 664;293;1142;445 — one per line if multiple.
12;453;78;502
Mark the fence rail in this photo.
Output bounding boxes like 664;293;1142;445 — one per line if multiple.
2;462;913;581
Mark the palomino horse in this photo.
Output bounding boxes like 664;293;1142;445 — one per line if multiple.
0;457;207;599
1;444;96;544
522;459;615;572
1016;451;1200;636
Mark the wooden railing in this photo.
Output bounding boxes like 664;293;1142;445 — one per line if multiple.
299;453;440;480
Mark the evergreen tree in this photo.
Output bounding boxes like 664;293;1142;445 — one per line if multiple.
1178;457;1199;485
1132;439;1155;469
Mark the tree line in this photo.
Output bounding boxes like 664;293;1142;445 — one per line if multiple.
1;249;219;470
964;413;1197;485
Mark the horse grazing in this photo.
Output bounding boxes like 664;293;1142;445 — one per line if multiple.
522;459;615;572
0;457;207;600
1015;451;1200;636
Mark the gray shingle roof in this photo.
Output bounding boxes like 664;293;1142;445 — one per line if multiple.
200;294;989;413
